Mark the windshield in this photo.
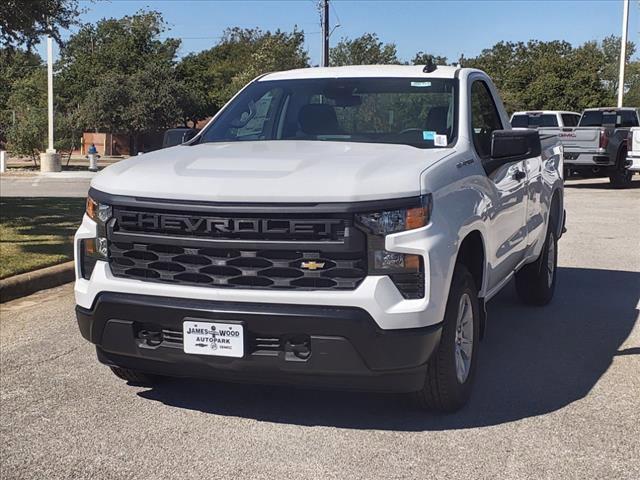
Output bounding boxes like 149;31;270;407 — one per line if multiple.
199;77;457;148
579;110;639;128
511;114;558;128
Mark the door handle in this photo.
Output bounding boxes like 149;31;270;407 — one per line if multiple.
512;170;526;181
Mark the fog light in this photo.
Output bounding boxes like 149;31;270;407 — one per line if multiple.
372;251;420;272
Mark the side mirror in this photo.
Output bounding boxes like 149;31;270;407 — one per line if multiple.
484;129;541;174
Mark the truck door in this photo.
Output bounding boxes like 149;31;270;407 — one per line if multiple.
470;79;528;291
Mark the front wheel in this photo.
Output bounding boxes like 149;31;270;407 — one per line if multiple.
515;221;558;306
413;264;480;412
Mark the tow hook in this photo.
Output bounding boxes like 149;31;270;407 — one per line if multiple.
283;336;311;361
138;330;163;347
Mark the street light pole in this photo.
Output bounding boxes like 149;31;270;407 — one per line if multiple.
41;35;61;172
322;0;329;67
46;35;55;153
617;0;630;107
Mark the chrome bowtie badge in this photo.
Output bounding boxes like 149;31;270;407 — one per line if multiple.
300;261;325;270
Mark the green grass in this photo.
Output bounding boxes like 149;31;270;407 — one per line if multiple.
0;197;86;279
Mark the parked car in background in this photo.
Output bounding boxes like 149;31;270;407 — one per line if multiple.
75;65;564;412
162;128;199;149
546;107;639;188
511;110;581;129
628;127;640;173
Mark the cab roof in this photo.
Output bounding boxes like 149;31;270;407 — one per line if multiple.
259;64;462;81
512;110;580;115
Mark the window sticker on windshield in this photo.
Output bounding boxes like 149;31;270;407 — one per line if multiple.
423;131;436;141
411;81;431;87
434;134;448;146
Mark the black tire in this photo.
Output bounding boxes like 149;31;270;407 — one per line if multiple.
515;219;558;306
609;147;632;189
414;264;480;412
110;366;159;386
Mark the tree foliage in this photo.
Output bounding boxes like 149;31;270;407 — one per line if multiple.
57;11;184;137
176;27;309;125
0;0;82;49
330;33;399;66
465;37;639;112
5;67;47;162
412;51;448;66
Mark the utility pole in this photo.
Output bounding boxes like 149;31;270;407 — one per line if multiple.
617;0;630;107
322;0;330;67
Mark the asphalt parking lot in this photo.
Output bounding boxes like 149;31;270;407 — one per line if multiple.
1;177;639;480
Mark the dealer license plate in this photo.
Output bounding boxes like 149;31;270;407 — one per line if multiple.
183;320;244;358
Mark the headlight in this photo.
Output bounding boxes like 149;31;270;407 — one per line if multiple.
80;196;112;279
355;195;431;235
355;195;431;299
86;196;112;224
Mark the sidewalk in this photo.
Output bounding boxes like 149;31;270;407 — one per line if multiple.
0;173;95;197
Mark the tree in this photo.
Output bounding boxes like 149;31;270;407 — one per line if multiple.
412;51;448;66
0;0;81;49
330;33;399;66
176;27;309;124
0;48;43;146
465;40;611;112
5;68;47;163
599;35;638;105
57;11;184;150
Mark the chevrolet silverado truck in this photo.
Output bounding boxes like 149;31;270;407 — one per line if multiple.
75;65;564;412
549;107;639;188
628;127;640;172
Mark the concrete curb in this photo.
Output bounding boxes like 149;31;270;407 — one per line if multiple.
0;261;75;303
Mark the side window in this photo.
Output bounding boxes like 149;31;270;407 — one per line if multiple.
619;110;639;128
561;114;579;127
470;80;503;158
511;115;528;128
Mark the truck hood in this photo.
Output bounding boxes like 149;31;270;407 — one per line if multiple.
91;141;453;203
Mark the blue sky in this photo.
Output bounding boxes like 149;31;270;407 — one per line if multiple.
36;0;640;63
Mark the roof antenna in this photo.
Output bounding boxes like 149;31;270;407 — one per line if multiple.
423;58;437;73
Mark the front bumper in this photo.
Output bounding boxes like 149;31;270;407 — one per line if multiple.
628;153;640;172
77;293;442;392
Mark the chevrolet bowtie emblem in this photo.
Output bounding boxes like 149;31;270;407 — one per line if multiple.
300;261;325;270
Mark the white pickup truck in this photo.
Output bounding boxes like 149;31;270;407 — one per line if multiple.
628;127;640;172
74;65;564;412
548;107;639;188
511;110;581;129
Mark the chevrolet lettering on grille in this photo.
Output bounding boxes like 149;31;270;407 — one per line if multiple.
115;211;345;239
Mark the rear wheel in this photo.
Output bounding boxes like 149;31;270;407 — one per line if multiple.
110;366;159;386
609;147;632;189
414;264;480;412
515;219;558;306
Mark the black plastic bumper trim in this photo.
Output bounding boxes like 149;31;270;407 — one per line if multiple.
76;293;442;392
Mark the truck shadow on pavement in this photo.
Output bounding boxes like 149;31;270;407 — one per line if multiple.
138;266;639;430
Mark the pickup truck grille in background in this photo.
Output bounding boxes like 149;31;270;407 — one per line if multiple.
107;206;367;291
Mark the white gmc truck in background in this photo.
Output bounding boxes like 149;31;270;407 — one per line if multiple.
75;65;564;412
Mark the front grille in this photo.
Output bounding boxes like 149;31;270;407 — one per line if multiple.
109;242;366;290
106;204;367;291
